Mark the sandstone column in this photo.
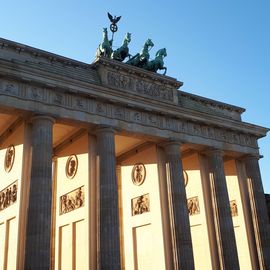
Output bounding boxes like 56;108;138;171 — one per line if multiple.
88;134;98;270
235;160;260;269
96;127;121;269
198;154;220;270
207;149;239;270
24;115;54;269
163;142;195;270
244;155;270;269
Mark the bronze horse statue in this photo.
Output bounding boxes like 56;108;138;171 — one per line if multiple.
111;32;131;62
96;28;112;58
126;38;154;68
144;48;167;75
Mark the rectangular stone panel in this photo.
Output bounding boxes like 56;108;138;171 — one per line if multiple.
0;222;5;269
190;224;212;269
133;224;153;270
59;225;72;270
6;217;16;270
74;220;87;270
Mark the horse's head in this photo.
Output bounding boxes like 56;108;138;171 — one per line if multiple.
145;39;154;49
102;28;108;36
125;32;131;43
156;48;167;58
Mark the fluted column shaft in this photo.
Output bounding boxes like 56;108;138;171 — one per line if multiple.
163;142;195;270
244;156;270;269
97;127;121;269
207;150;239;270
24;116;54;270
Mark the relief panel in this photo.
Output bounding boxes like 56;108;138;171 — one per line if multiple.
60;186;84;215
132;194;150;216
230;200;238;217
0;180;18;212
187;196;200;216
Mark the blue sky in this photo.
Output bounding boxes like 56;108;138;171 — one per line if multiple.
1;1;269;192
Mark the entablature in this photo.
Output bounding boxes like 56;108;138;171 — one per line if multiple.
0;37;269;155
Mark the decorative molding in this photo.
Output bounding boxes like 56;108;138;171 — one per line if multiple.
65;155;78;179
131;163;146;186
187;196;200;215
4;145;15;173
0;180;18;211
132;193;150;216
60;186;84;215
0;78;262;150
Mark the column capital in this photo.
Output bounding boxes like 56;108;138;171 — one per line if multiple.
160;140;184;152
95;125;118;135
203;148;224;157
31;114;55;124
241;154;262;162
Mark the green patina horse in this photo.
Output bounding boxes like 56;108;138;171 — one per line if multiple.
126;38;154;68
96;28;112;58
144;48;167;75
111;32;131;62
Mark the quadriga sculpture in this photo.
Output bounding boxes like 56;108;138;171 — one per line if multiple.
144;48;167;75
111;32;131;62
96;28;112;58
126;38;154;68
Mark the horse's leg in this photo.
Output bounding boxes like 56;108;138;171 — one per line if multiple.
162;67;167;75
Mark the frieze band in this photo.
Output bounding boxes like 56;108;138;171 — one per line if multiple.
0;78;258;150
107;71;174;102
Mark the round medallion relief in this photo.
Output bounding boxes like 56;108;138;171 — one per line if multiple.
65;155;78;179
131;163;146;186
4;145;15;173
183;170;188;187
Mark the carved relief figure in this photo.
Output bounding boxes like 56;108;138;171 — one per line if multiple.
65;155;78;179
187;196;200;215
0;181;18;211
131;163;146;186
132;194;150;216
4;145;15;172
60;186;85;215
230;200;238;217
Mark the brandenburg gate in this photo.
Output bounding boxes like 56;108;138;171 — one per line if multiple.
0;35;270;270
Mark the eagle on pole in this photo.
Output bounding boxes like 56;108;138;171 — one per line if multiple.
107;12;121;33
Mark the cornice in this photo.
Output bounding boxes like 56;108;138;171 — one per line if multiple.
179;91;245;114
0;37;90;69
